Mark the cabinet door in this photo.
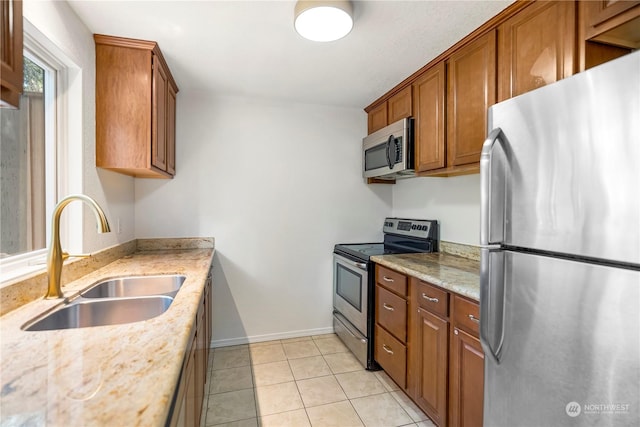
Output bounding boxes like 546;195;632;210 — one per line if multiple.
498;0;576;101
167;82;177;175
447;30;496;167
413;62;446;172
414;307;449;427
152;56;168;172
195;301;206;425
449;327;484;427
587;0;640;26
387;86;412;124
368;102;387;134
1;0;23;108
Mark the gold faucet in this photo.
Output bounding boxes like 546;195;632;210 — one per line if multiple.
45;194;111;299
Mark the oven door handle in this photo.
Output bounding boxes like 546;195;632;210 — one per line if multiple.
335;254;368;271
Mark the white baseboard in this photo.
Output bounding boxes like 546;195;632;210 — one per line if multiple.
210;326;335;349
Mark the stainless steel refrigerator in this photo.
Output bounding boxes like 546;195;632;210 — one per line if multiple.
480;51;640;427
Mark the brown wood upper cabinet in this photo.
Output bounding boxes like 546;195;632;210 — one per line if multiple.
413;62;446;172
95;34;179;178
446;30;496;170
498;0;577;101
586;0;640;28
1;0;23;109
367;86;412;134
579;1;640;70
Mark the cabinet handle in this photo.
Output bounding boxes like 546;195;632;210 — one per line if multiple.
454;329;459;335
468;314;480;324
383;276;394;282
422;293;439;303
383;303;394;311
382;344;394;355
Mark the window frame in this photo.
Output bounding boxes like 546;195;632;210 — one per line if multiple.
0;19;79;284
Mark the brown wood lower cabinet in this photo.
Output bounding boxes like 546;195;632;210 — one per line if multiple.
414;307;449;427
449;327;484;427
375;324;407;389
374;264;485;427
169;272;212;427
449;294;484;427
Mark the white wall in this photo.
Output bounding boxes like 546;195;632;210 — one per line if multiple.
392;174;481;245
135;93;392;344
23;0;135;253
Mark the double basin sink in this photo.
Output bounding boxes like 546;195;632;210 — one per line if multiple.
22;275;186;331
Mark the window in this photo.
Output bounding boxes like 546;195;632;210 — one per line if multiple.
0;22;76;282
0;53;55;258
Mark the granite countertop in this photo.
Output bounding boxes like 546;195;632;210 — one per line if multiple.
0;240;214;426
370;252;480;301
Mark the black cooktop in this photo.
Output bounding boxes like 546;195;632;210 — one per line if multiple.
334;243;395;260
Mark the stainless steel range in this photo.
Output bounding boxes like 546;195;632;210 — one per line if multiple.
333;218;439;369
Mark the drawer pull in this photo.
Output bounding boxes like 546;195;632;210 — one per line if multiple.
383;276;394;282
383;303;394;311
468;314;480;324
382;344;394;355
422;293;439;303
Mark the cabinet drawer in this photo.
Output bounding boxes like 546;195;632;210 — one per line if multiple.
451;294;480;337
376;285;407;342
414;279;449;318
376;265;408;296
375;324;407;389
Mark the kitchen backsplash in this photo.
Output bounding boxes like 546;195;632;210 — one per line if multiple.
0;238;215;316
440;241;480;261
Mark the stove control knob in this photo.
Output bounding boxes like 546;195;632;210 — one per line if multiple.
411;225;416;230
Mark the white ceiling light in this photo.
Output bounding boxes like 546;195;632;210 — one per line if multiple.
294;1;353;42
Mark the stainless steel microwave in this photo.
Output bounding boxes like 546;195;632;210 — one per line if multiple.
362;117;414;180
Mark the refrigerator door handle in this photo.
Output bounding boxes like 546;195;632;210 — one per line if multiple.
480;249;506;365
480;127;506;246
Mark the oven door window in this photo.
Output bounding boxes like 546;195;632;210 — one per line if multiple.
336;263;363;311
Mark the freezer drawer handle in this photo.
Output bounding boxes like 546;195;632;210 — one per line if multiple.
383;303;395;311
422;293;439;303
382;344;394;355
468;314;480;324
382;276;394;282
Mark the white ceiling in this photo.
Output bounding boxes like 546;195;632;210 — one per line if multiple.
68;0;513;108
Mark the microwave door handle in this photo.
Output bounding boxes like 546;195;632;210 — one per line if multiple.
386;135;394;169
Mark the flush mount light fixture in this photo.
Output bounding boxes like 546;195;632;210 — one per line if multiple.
294;0;353;42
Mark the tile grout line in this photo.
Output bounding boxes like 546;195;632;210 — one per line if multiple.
206;335;425;427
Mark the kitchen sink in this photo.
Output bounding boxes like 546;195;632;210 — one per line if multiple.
81;274;186;298
22;296;174;331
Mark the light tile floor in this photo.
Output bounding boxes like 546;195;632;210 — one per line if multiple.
201;334;436;427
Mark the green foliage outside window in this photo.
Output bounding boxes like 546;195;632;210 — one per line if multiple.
23;57;44;93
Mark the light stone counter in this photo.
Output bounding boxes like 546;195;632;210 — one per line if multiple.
371;252;480;301
0;238;214;426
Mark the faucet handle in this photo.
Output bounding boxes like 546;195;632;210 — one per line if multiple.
63;252;92;260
